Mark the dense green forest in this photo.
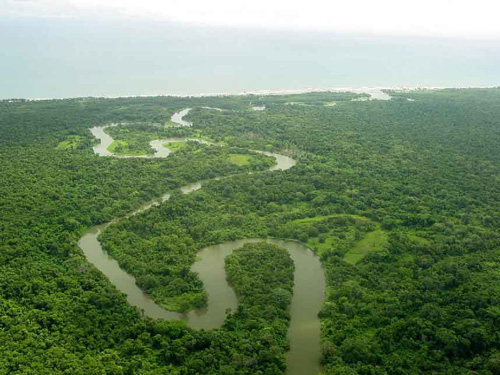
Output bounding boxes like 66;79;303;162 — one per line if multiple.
224;242;295;372
1;89;499;374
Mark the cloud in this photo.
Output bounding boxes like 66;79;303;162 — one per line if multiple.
3;0;500;38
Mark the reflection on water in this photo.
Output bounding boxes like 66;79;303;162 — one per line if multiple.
170;108;192;127
191;238;325;375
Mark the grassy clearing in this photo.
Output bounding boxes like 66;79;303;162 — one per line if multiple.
288;213;388;265
107;140;147;156
306;233;348;254
164;141;187;152
56;136;84;150
228;154;252;166
292;214;370;225
344;229;388;265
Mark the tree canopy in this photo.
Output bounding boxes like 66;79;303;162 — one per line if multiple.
1;89;499;374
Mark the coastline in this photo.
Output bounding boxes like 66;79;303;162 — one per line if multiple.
11;85;499;102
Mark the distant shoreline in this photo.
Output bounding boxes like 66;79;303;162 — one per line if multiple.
5;85;498;102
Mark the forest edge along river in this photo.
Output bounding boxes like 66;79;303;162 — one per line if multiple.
79;107;326;375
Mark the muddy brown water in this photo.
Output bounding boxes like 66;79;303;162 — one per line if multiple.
79;108;324;374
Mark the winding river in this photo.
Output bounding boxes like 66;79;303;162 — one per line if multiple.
79;108;325;375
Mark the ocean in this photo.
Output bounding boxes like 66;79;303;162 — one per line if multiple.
1;17;499;99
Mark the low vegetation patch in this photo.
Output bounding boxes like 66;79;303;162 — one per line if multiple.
227;153;252;166
164;141;187;152
107;140;150;156
56;135;85;150
344;228;388;264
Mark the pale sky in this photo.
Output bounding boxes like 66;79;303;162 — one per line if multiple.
3;0;500;38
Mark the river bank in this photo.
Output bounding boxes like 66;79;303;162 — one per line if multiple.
78;107;324;375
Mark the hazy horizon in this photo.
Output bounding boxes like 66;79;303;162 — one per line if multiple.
1;16;500;99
